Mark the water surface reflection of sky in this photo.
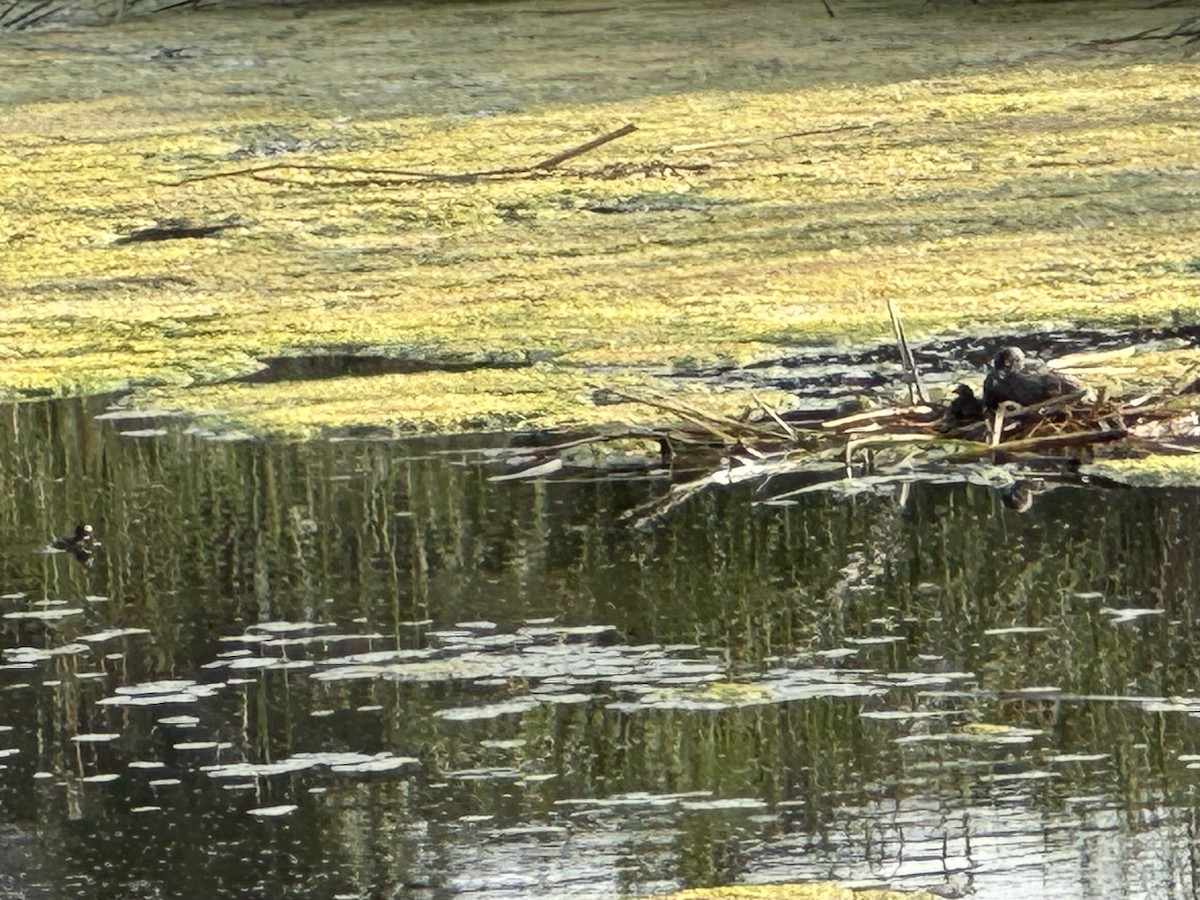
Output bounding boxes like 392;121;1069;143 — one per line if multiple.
0;398;1198;899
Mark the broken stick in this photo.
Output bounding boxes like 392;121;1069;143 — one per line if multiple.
175;124;638;187
531;123;637;170
887;300;928;404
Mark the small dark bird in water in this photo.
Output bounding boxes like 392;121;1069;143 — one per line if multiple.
982;346;1086;410
52;523;98;565
1001;481;1036;513
946;384;985;422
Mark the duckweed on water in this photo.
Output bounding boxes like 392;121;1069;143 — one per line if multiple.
1;1;1196;433
246;804;299;818
1083;453;1200;487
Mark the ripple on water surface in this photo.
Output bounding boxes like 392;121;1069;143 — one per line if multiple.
1;396;1199;899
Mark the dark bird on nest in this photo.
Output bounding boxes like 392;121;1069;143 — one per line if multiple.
52;523;98;566
982;346;1086;410
946;384;985;422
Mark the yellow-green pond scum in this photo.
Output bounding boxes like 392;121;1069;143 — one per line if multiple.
0;0;1196;436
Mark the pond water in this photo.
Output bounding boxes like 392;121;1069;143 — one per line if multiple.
1;396;1199;898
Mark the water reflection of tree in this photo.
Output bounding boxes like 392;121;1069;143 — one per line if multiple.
2;399;1200;896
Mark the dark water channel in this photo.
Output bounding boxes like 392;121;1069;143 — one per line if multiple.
1;397;1199;899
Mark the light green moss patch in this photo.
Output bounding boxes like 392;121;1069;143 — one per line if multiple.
161;366;795;437
1;1;1196;432
1083;453;1200;487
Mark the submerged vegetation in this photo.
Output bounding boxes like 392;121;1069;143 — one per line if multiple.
3;396;1200;896
0;0;1196;435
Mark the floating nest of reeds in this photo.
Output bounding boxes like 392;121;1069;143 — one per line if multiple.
488;327;1200;527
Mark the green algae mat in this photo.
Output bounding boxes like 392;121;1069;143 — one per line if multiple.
1;0;1196;434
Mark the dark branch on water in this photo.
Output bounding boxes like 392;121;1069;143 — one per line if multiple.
113;221;236;245
1;0;56;29
1088;13;1200;48
530;123;638;170
174;124;639;187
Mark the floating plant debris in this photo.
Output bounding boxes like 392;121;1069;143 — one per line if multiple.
469;326;1200;529
1101;607;1165;623
53;643;93;656
1141;698;1200;714
157;716;200;727
5;647;64;663
93;408;185;422
3;608;84;621
895;727;1042;747
199;752;417;780
330;755;417;774
984;626;1054;636
78;628;152;643
604;666;958;714
533;691;593;705
1050;754;1111;764
266;632;386;649
203;759;324;780
962;723;1044;739
446;767;525;782
435;698;541;721
99;680;223;706
978;770;1059;784
116;680;205;695
313;639;723;691
679;797;768;812
203;656;313;672
557;791;714;811
518;624;617;640
246;621;331;635
480;739;525;751
247;804;299;818
219;634;273;645
320;648;439;667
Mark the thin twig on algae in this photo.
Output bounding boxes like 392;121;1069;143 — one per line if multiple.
171;123;638;187
1087;14;1200;48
